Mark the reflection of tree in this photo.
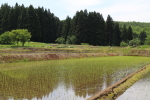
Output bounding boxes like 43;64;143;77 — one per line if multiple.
68;65;106;97
1;57;148;100
0;66;59;100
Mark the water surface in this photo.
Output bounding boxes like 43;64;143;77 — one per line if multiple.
0;56;150;100
117;71;150;100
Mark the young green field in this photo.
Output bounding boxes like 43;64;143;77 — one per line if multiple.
0;56;150;100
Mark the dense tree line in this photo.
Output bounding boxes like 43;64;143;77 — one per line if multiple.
0;3;149;46
118;21;150;35
0;3;59;43
57;10;133;46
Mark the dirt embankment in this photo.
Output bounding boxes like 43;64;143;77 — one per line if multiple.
0;53;120;63
126;50;150;56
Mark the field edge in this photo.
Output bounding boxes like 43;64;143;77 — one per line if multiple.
87;64;150;100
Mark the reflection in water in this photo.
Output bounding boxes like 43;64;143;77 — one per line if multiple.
116;71;150;100
0;57;150;100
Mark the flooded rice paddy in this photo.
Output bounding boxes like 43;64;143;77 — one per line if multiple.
0;56;150;100
116;70;150;100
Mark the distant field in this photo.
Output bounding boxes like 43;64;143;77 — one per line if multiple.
0;42;150;55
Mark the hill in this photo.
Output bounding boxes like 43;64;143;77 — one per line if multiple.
117;21;150;35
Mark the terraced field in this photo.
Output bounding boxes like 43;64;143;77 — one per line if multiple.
0;56;150;100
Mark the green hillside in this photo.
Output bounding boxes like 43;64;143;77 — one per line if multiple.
117;21;150;35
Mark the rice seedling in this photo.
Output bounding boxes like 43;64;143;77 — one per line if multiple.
96;64;150;100
0;56;150;100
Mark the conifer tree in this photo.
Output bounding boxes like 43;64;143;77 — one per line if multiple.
26;5;41;42
105;15;114;46
17;4;28;29
121;24;128;42
139;30;147;45
61;16;71;43
75;10;88;44
1;3;10;33
127;26;133;40
113;22;121;46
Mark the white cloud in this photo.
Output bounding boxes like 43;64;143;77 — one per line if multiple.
62;0;104;16
64;0;103;7
98;0;150;22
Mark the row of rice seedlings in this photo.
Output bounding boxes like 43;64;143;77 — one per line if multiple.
1;56;150;100
97;64;150;100
0;60;60;99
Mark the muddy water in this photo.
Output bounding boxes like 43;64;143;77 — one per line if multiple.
0;56;150;100
116;71;150;100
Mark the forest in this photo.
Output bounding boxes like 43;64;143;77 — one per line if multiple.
0;3;150;46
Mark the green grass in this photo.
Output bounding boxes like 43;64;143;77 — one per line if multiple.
138;45;150;49
0;41;150;55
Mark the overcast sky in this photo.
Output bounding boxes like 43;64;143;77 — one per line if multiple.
1;0;150;22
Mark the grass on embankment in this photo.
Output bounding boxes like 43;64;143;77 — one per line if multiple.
89;64;150;100
0;42;150;53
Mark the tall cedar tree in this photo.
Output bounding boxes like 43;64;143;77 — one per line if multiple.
105;15;114;46
26;5;41;42
13;3;21;29
87;12;105;45
121;24;128;42
1;4;10;33
61;16;71;42
17;4;28;29
57;21;64;38
127;26;133;40
113;22;121;46
75;10;88;44
68;11;80;44
0;3;59;43
139;30;147;45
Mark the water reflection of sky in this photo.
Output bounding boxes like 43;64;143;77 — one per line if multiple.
1;57;150;100
117;72;150;100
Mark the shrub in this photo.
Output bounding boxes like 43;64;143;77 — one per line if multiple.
55;37;65;44
120;41;128;47
81;43;89;45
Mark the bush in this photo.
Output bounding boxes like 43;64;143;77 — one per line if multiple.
55;37;65;44
120;41;128;47
0;31;15;44
66;35;77;44
129;38;141;46
144;35;150;45
81;43;89;45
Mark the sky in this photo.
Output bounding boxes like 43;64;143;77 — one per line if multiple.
1;0;150;22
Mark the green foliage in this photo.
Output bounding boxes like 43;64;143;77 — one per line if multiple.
105;15;114;46
144;35;150;45
117;21;150;35
120;41;128;47
129;38;141;46
0;3;59;43
139;30;147;45
0;31;15;44
61;16;71;42
55;37;65;44
66;35;77;44
81;43;89;45
127;26;133;40
0;29;31;46
0;3;150;46
113;22;121;46
11;29;31;46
